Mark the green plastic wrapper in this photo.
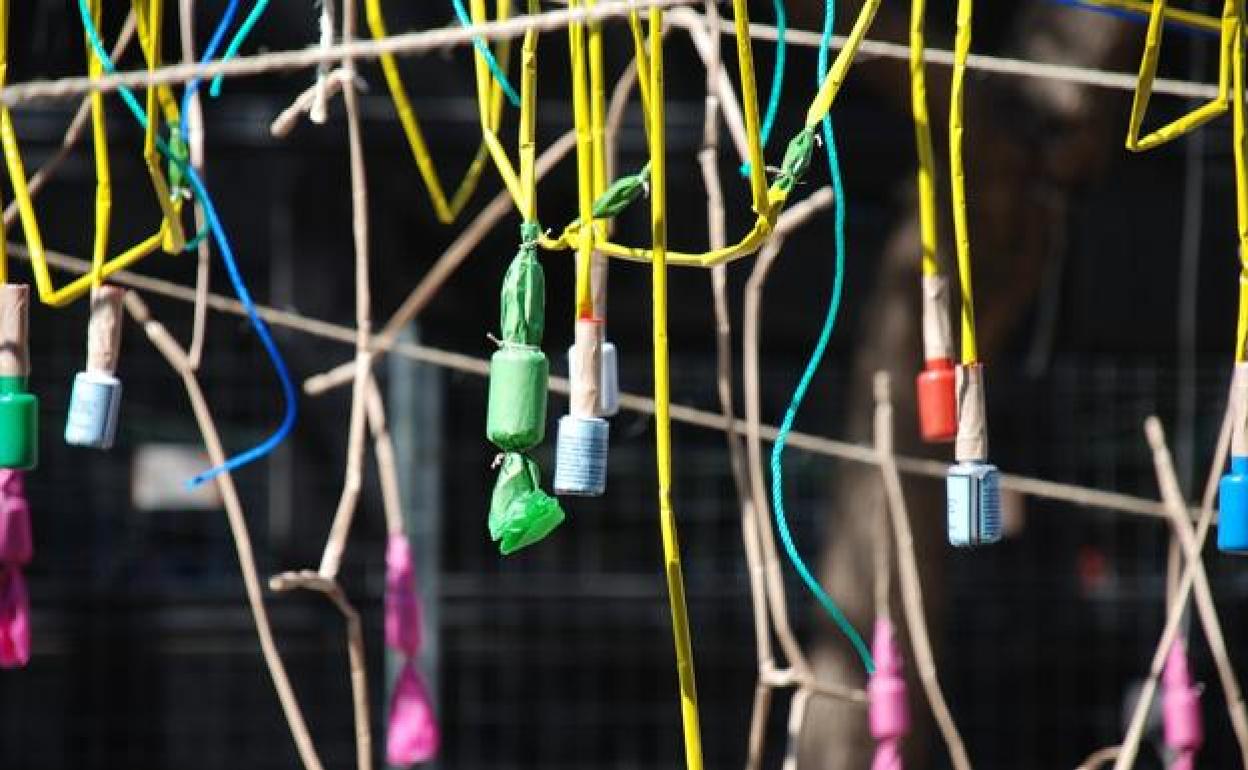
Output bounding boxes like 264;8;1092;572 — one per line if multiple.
591;163;650;220
774;127;816;193
500;241;545;347
486;345;548;451
488;453;565;555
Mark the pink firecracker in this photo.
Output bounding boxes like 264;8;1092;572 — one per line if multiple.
386;533;423;658
387;660;439;766
0;565;30;669
869;618;908;770
1162;638;1202;764
0;471;32;565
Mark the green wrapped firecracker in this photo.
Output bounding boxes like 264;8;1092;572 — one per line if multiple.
0;285;36;470
486;344;548;451
488;452;565;555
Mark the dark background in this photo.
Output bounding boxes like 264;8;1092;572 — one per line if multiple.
0;1;1245;768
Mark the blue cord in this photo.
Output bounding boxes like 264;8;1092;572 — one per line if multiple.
450;0;522;107
1047;0;1219;36
209;0;274;98
180;0;241;143
79;0;298;489
767;0;874;674
740;0;787;178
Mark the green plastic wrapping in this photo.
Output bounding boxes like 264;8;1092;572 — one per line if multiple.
775;127;816;193
488;452;565;555
591;163;650;220
486;345;548;451
500;241;545;347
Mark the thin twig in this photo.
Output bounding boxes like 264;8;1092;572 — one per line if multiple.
874;372;972;770
270;570;372;770
1141;417;1248;766
178;0;210;369
123;291;326;770
1112;408;1234;770
315;0;373;583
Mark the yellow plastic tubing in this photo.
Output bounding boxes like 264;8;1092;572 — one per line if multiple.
1086;0;1221;31
547;0;883;268
644;8;704;770
1;0;185;307
1231;11;1248;361
1126;0;1239;152
910;0;938;277
949;0;977;363
365;0;512;224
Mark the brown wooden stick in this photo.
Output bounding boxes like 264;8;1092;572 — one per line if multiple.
178;0;210;370
123;291;326;770
270;570;372;770
1112;408;1234;770
874;372;972;770
1144;417;1248;765
317;0;373;582
366;375;406;537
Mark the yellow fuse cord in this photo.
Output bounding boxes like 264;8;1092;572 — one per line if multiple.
1080;0;1221;32
569;0;596;319
365;0;512;224
551;0;882;268
950;0;977;363
1126;0;1238;152
911;0;938;278
518;0;539;225
1232;11;1248;361
2;0;184;307
469;0;527;210
0;0;10;285
133;0;188;255
645;8;704;770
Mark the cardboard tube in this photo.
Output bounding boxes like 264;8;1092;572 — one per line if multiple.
922;273;954;363
955;363;988;463
570;318;602;418
1232;363;1248;457
0;285;30;379
87;285;126;374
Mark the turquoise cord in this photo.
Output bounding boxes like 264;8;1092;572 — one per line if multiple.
767;0;874;674
739;0;787;178
209;0;273;98
450;0;522;107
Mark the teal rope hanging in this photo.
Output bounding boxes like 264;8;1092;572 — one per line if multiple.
766;0;875;674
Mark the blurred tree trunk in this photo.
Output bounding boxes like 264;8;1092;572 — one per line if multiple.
797;3;1137;768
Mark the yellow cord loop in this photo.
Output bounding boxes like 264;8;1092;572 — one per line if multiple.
910;0;938;277
645;8;704;770
365;0;511;224
1126;0;1239;152
950;0;977;364
1;0;185;307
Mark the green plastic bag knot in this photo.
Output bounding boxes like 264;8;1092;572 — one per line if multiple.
488;452;565;555
591;162;651;221
519;221;541;247
774;127;816;193
499;240;546;346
